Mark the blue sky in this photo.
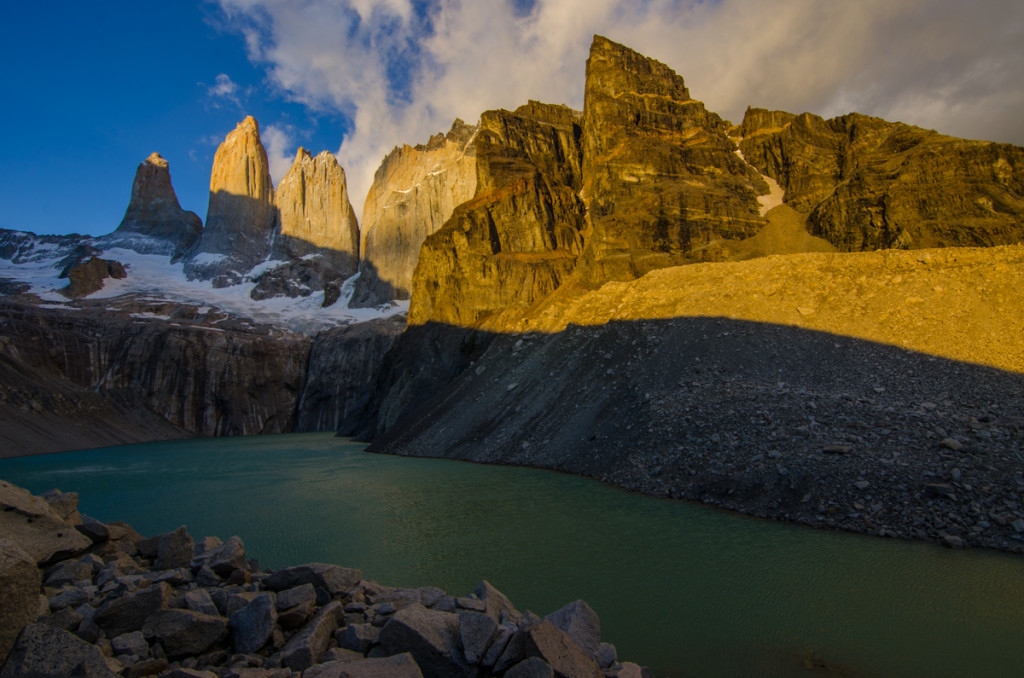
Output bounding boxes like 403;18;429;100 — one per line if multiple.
3;1;1022;237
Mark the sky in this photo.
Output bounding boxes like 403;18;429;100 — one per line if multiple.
2;0;1022;237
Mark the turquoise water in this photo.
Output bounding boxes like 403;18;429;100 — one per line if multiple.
2;432;1022;678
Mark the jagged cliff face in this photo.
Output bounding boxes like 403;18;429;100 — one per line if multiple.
103;153;202;257
408;102;586;328
274;148;359;265
578;36;768;283
739;108;1024;251
186;116;277;284
351;120;478;307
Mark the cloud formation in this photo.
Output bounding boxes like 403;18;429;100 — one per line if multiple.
207;73;244;108
262;124;297;185
216;0;1024;214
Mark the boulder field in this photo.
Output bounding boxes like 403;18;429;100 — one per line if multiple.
0;479;646;678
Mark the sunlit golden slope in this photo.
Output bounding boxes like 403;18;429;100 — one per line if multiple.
509;245;1024;374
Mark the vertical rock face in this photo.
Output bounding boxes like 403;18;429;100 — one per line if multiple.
104;153;202;256
739;108;1024;250
186;116;277;284
408;102;586;328
578;35;767;283
350;120;478;307
274;147;359;269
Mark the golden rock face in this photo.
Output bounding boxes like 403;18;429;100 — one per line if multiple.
274;147;359;268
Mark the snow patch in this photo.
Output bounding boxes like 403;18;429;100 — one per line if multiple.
734;140;786;217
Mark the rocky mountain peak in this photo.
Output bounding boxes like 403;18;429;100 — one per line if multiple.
586;35;691;102
103;152;202;257
184;116;277;283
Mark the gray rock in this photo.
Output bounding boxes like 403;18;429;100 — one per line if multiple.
194;535;247;578
321;647;366;663
493;629;529;673
37;605;84;631
280;600;342;671
458;609;498;664
48;584;94;611
276;583;316;610
154;526;195;570
123;657;170;678
141;609;228;657
0;540;42;663
926;483;956;498
522;620;603;678
336;622;381;654
278;600;315;630
0;480;92;564
94;582;171;638
230;593;278;654
377;603;474;678
184;588;221;617
544;600;601;657
163;669;219;678
40;488;82;524
475;580;521;624
304;652;424;678
111;630;150;658
605;662;648;677
76;515;110;543
481;622;516;667
0;623;119;678
594;642;617;668
264;563;361;598
455;596;486;612
506;657;555;678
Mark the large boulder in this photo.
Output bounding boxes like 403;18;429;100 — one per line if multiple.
141;609;228;657
264;563;361;598
0;540;41;664
544;600;601;657
377;603;475;678
0;480;91;564
0;623;119;678
304;652;424;678
154;526;195;570
522;620;603;678
229;592;278;654
280;600;341;671
93;582;171;638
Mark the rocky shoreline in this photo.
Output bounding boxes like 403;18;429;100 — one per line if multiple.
0;479;646;678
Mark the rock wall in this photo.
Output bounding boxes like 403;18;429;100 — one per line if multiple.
408;102;586;328
577;35;767;283
185;116;277;285
739;108;1024;250
102;153;202;257
352;120;478;306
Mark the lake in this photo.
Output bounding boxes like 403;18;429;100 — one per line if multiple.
1;432;1022;677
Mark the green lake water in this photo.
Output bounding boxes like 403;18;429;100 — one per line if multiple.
1;432;1022;677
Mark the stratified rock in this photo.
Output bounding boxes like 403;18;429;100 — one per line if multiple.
141;609;228;657
273;148;359;278
61;256;127;298
280;600;341;671
229;593;277;654
0;624;119;678
186;116;276;284
377;604;474;678
739;107;1024;251
522;621;603;678
296;314;406;433
0;540;41;663
408;102;586;328
0;479;91;564
544;600;601;657
579;35;766;283
102;152;202;257
352;119;478;306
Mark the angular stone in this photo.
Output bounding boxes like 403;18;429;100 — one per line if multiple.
0;623;119;678
337;622;381;654
506;657;555;678
123;658;170;678
229;592;278;654
154;526;195;570
594;642;617;668
111;630;150;658
264;563;361;597
280;600;341;671
304;652;425;678
94;582;171;638
141;609;228;657
378;603;474;678
522;620;603;678
605;662;648;678
193;535;247;578
278;600;315;630
0;540;42;663
40;488;81;524
458;609;498;664
276;582;316;611
0;480;92;564
481;621;516;667
43;559;92;587
544;600;601;657
184;588;220;617
76;515;110;543
475;580;521;624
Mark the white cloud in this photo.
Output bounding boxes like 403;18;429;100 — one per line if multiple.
215;0;1024;214
261;123;297;186
207;73;243;108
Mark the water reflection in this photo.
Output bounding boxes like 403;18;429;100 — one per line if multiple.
2;432;1022;678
